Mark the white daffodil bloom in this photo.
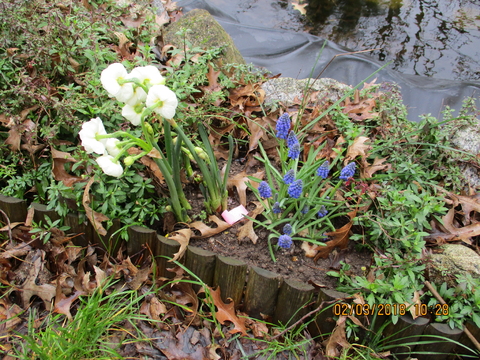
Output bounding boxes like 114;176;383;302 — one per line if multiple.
79;117;108;154
96;155;123;177
100;63;134;103
130;65;165;87
121;104;143;126
105;138;122;157
145;85;178;119
125;86;147;107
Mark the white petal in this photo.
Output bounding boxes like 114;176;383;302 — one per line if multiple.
105;138;121;157
96;155;123;177
115;83;134;103
125;86;147;107
145;85;178;119
157;103;177;119
101;63;128;97
130;66;165;86
79;117;107;154
122;104;143;126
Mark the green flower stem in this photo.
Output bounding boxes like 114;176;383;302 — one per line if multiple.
164;120;191;210
151;148;189;223
183;153;194;177
124;151;148;164
111;145;132;163
117;78;149;94
95;132;151;152
267;235;277;263
168;122;223;212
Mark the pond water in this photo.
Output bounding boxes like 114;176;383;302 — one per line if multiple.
181;0;480;82
177;0;479;120
305;0;480;81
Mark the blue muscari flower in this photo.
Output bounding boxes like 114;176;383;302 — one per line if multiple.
287;131;299;148
272;202;282;214
317;205;328;218
316;161;330;179
283;223;293;235
258;181;272;198
288;179;303;199
276;113;291;139
278;234;293;249
283;169;295;184
339;162;356;180
301;205;309;214
288;142;300;159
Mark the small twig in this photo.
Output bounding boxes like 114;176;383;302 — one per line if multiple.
271;299;340;340
424;280;480;353
0;209;13;243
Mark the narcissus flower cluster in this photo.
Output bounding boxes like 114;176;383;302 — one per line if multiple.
79;63;179;178
101;63;177;124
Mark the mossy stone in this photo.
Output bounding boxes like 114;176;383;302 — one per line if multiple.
164;9;245;65
428;244;480;287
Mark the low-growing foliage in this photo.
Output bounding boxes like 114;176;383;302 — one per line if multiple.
2;0;480;355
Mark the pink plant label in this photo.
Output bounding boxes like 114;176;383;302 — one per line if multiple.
221;205;248;225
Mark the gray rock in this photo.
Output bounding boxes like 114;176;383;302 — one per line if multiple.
163;9;245;65
262;77;352;107
428;244;480;287
450;119;480;189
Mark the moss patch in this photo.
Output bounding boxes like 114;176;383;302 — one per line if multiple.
164;9;245;65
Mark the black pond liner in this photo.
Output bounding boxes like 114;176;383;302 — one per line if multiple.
176;0;480;123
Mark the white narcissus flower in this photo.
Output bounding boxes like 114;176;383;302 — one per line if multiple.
146;85;178;119
130;65;165;87
105;138;121;157
125;86;147;107
100;63;134;103
122;104;143;126
96;155;124;177
79;117;108;154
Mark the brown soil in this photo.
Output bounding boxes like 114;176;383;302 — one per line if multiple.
190;223;372;289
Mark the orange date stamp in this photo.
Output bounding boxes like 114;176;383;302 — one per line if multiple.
333;303;450;317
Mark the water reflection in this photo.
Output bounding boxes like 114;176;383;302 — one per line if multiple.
306;0;480;81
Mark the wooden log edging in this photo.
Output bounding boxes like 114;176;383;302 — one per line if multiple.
1;195;480;356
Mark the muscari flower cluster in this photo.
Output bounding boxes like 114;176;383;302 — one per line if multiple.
276;113;301;160
317;205;328;218
276;224;295;249
79;63;179;178
316;161;330;179
278;234;293;249
339;162;356;180
283;169;295;185
272;202;282;214
265;113;359;251
276;113;291;139
258;181;272;198
288;179;303;199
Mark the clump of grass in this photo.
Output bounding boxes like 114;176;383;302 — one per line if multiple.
12;278;151;359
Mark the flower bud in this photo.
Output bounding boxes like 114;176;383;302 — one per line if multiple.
165;205;172;212
124;156;135;166
194;146;209;162
144;122;154;135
